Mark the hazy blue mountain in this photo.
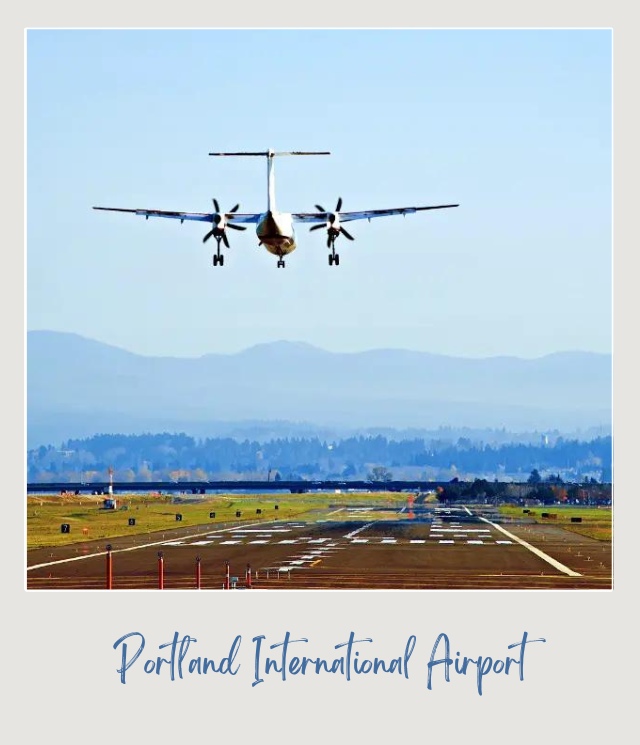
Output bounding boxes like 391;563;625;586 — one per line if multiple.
27;330;612;449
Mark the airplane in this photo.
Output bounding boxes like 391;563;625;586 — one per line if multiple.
93;149;459;269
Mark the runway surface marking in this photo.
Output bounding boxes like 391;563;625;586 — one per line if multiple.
28;512;580;579
161;534;526;548
478;516;582;577
345;523;374;539
27;519;279;570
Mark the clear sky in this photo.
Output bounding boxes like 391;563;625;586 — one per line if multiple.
26;28;611;359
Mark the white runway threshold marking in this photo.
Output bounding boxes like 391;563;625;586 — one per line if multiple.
478;517;582;577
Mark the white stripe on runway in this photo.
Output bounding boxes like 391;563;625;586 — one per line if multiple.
344;522;374;539
478;517;581;576
27;519;281;571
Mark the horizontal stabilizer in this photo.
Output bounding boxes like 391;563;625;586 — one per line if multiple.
209;151;330;157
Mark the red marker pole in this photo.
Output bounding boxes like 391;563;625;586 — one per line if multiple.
158;551;164;590
225;560;230;590
246;563;252;589
106;544;113;590
196;556;202;590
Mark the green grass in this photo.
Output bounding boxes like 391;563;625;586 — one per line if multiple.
499;504;612;541
26;491;410;549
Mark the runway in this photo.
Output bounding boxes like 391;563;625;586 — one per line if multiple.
26;504;612;590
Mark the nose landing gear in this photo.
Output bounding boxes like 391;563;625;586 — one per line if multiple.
211;236;226;267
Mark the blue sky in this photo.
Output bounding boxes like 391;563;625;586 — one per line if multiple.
26;29;611;359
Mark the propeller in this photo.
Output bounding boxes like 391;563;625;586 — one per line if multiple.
203;199;247;246
310;197;355;247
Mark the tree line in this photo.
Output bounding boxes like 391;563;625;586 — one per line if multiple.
26;432;612;484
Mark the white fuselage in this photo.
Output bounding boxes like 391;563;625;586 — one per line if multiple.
257;211;296;255
256;149;297;256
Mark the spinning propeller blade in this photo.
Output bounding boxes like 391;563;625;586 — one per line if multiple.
340;226;354;241
310;197;355;243
204;199;244;246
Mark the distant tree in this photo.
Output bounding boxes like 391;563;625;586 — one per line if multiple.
567;484;581;502
26;431;613;484
138;464;153;482
367;466;393;482
438;483;463;502
169;469;191;482
118;468;136;483
465;478;497;500
342;462;357;478
533;485;556;505
545;473;564;484
528;469;542;484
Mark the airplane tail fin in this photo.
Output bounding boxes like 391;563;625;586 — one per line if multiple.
208;151;330;212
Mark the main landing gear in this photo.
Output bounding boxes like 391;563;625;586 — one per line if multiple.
277;259;286;268
212;237;225;267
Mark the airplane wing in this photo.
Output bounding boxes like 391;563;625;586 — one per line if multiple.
292;204;459;224
92;207;262;224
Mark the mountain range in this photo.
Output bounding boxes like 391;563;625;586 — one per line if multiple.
26;331;612;449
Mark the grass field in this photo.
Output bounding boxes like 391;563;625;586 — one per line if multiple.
499;504;612;541
26;494;613;550
26;491;410;549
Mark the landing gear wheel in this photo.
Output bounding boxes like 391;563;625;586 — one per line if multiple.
334;254;340;266
329;255;334;266
213;255;219;266
277;259;285;268
219;254;224;266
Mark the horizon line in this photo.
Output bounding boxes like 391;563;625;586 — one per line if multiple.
26;328;612;362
